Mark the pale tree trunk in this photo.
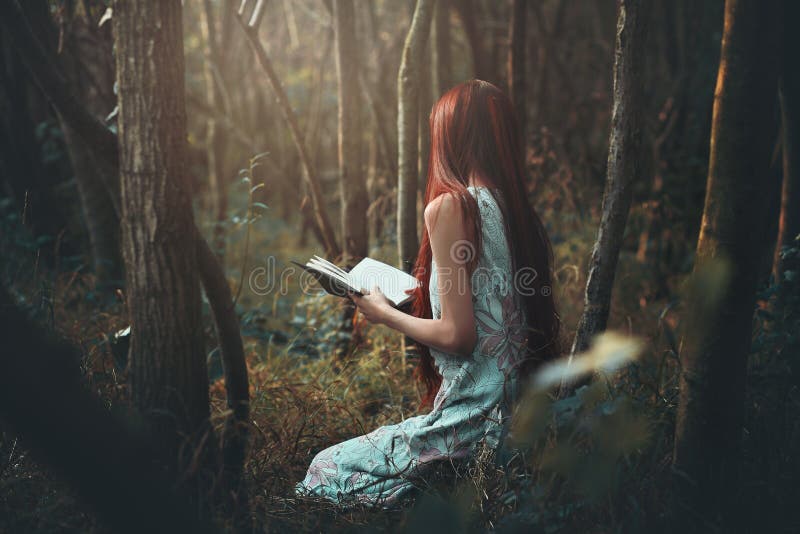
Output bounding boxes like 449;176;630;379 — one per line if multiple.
507;0;527;142
432;0;451;98
418;37;433;236
334;0;367;263
113;0;211;462
672;0;781;524
397;0;436;272
773;0;799;281
568;0;648;359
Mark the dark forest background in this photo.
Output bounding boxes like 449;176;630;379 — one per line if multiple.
0;0;798;532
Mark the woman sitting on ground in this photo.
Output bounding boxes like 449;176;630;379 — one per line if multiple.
296;79;562;507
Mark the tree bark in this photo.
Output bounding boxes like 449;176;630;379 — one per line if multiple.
334;0;367;262
3;0;249;488
508;0;527;142
418;36;433;204
432;0;451;97
773;0;800;281
672;0;782;523
453;0;490;82
568;0;648;359
113;0;211;460
397;0;436;272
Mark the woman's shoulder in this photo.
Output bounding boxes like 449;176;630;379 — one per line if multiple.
423;191;464;228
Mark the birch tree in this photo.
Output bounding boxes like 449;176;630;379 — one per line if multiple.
397;0;436;272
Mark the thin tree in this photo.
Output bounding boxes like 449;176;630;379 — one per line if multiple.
432;0;451;98
773;0;799;281
397;0;436;272
673;0;781;522
419;37;433;210
334;0;367;262
200;0;230;264
567;0;648;364
453;0;490;82
507;0;527;141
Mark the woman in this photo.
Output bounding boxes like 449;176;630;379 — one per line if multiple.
296;79;561;506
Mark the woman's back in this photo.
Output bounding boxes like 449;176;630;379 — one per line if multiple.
427;185;527;447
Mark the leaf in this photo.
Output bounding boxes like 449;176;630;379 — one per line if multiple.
250;183;265;193
532;332;645;391
252;202;269;211
250;151;271;162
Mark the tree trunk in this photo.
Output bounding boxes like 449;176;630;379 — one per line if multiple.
432;0;451;97
200;0;229;265
0;1;121;273
453;0;490;82
113;0;211;462
334;0;367;263
57;3;122;284
3;1;249;493
397;0;435;272
61;121;122;283
507;0;527;142
773;0;800;281
568;0;648;359
418;36;433;219
672;0;781;524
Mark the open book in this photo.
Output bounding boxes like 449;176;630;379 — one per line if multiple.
291;255;419;307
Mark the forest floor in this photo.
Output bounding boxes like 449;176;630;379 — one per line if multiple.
1;191;799;533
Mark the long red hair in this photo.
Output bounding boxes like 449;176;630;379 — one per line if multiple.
410;79;562;408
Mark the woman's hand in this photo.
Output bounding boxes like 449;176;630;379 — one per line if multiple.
349;286;394;325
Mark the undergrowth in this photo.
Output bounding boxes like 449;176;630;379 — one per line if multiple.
1;185;798;533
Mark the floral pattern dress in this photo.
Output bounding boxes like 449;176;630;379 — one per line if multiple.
295;186;528;507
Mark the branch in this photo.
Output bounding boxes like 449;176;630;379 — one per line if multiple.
235;9;341;258
195;232;250;487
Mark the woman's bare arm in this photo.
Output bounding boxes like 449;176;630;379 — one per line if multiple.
350;193;477;357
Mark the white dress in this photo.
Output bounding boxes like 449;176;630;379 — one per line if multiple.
296;186;527;506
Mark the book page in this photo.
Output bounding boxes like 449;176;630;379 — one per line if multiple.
306;259;357;291
348;257;419;306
